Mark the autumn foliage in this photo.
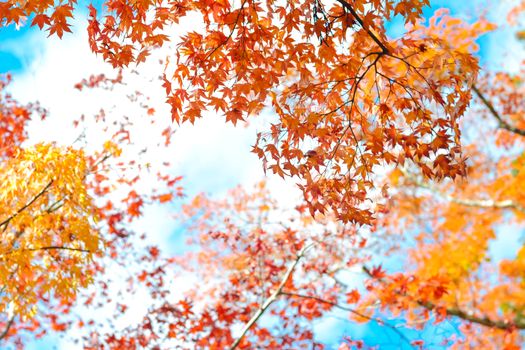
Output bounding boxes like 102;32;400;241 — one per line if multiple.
1;0;525;349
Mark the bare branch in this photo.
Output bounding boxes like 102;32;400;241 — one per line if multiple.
228;243;314;350
401;168;525;213
447;197;525;213
0;316;14;340
280;291;369;320
281;292;413;346
472;84;525;137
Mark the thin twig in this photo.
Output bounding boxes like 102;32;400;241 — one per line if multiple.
281;292;413;347
472;84;525;137
0;180;54;232
401;168;525;213
1;246;91;255
337;0;521;144
334;0;390;53
0;316;14;340
228;243;314;350
418;299;524;330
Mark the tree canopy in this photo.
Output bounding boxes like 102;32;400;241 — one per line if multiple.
0;0;525;349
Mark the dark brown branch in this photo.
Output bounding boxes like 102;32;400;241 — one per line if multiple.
42;152;112;216
24;246;91;253
336;0;521;141
334;0;390;53
472;85;525;137
309;0;524;334
0;316;14;340
418;300;524;330
362;266;525;330
0;180;53;232
228;243;314;350
204;0;247;62
1;246;91;257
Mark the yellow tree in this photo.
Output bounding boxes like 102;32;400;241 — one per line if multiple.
0;69;182;345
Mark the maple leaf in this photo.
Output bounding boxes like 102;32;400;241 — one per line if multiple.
2;1;525;348
225;108;244;125
346;289;360;304
155;193;173;203
369;265;386;279
31;14;50;30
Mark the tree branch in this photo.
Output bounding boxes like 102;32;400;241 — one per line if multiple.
335;0;523;141
417;299;524;330
362;266;525;330
401;168;525;213
305;0;525;334
0;180;53;233
228;243;314;350
334;0;390;53
0;246;91;259
281;291;413;346
472;84;525;137
23;246;91;253
0;316;14;340
281;291;362;315
447;196;525;213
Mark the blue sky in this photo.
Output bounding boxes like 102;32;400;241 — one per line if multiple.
0;25;27;72
0;0;523;349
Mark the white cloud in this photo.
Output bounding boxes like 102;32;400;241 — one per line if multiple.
6;11;303;349
481;0;525;72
